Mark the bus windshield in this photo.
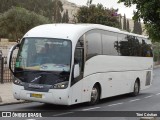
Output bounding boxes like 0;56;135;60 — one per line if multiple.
14;38;72;85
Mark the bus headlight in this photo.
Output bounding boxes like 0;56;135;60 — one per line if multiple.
13;79;23;86
53;81;68;89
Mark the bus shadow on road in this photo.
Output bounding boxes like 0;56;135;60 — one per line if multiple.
98;92;152;105
21;92;152;111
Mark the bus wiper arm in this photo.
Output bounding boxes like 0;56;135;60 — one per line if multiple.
37;71;63;78
31;76;42;83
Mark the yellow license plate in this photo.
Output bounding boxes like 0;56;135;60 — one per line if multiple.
30;93;42;98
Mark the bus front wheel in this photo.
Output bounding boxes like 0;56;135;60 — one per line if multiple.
131;80;140;96
89;84;100;105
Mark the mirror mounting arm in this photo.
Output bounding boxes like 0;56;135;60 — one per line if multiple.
7;43;19;74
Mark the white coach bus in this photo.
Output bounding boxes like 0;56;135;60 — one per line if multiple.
8;24;153;105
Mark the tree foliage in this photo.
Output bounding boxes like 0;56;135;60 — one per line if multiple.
65;10;69;23
53;0;63;22
76;3;120;28
123;14;126;30
0;0;64;22
0;0;52;20
133;20;142;35
62;10;69;23
118;0;160;42
0;7;50;42
153;43;160;62
119;14;122;29
126;19;130;32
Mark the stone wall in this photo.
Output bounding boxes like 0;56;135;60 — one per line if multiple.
0;39;17;56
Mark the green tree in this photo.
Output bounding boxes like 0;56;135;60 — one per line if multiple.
65;10;69;23
126;19;130;32
119;14;122;29
62;10;69;23
138;21;142;35
76;3;120;28
133;20;142;35
87;0;93;6
153;43;160;62
0;7;50;42
62;12;66;23
118;0;160;42
0;0;63;21
123;14;126;30
53;0;63;22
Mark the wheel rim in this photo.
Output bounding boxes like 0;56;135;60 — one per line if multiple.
91;87;98;103
134;82;139;94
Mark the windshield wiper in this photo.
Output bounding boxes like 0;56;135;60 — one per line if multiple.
15;69;67;79
36;71;64;78
60;70;69;75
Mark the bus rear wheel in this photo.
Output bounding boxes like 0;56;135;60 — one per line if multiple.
89;85;100;105
131;80;140;96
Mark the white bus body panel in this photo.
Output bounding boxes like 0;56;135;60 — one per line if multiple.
69;56;153;104
81;55;152;101
84;56;152;77
13;84;71;105
70;80;83;104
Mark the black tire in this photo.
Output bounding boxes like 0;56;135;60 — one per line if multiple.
89;84;100;105
131;80;140;96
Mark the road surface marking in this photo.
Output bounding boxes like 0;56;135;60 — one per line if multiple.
129;99;140;102
52;112;74;117
108;102;124;107
26;119;36;120
144;95;153;98
82;107;100;111
156;93;160;95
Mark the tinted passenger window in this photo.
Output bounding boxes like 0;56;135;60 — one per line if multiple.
86;30;102;60
74;36;84;72
102;31;118;55
115;34;129;56
116;34;141;56
141;39;153;57
116;34;153;57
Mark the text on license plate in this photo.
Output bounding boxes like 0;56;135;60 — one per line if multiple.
30;93;42;98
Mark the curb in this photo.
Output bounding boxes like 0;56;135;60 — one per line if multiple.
140;117;157;120
153;64;160;68
0;96;2;103
0;100;31;106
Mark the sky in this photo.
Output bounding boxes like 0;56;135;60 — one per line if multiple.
67;0;136;19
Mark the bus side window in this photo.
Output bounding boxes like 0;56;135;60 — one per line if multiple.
102;31;118;56
71;36;84;85
86;30;101;60
74;48;84;73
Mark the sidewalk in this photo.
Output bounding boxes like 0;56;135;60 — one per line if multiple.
0;83;25;105
153;64;160;68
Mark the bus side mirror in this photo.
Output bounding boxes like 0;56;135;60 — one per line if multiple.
74;64;80;78
7;43;19;74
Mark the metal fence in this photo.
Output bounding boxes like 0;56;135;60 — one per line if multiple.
0;51;3;83
0;56;16;84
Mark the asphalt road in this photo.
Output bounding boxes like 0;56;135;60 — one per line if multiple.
0;68;160;120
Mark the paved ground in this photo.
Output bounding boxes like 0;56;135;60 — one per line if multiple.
1;68;160;120
0;83;24;105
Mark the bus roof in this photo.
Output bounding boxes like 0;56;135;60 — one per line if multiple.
24;23;149;42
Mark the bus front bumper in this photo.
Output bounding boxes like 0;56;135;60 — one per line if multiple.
12;83;70;105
